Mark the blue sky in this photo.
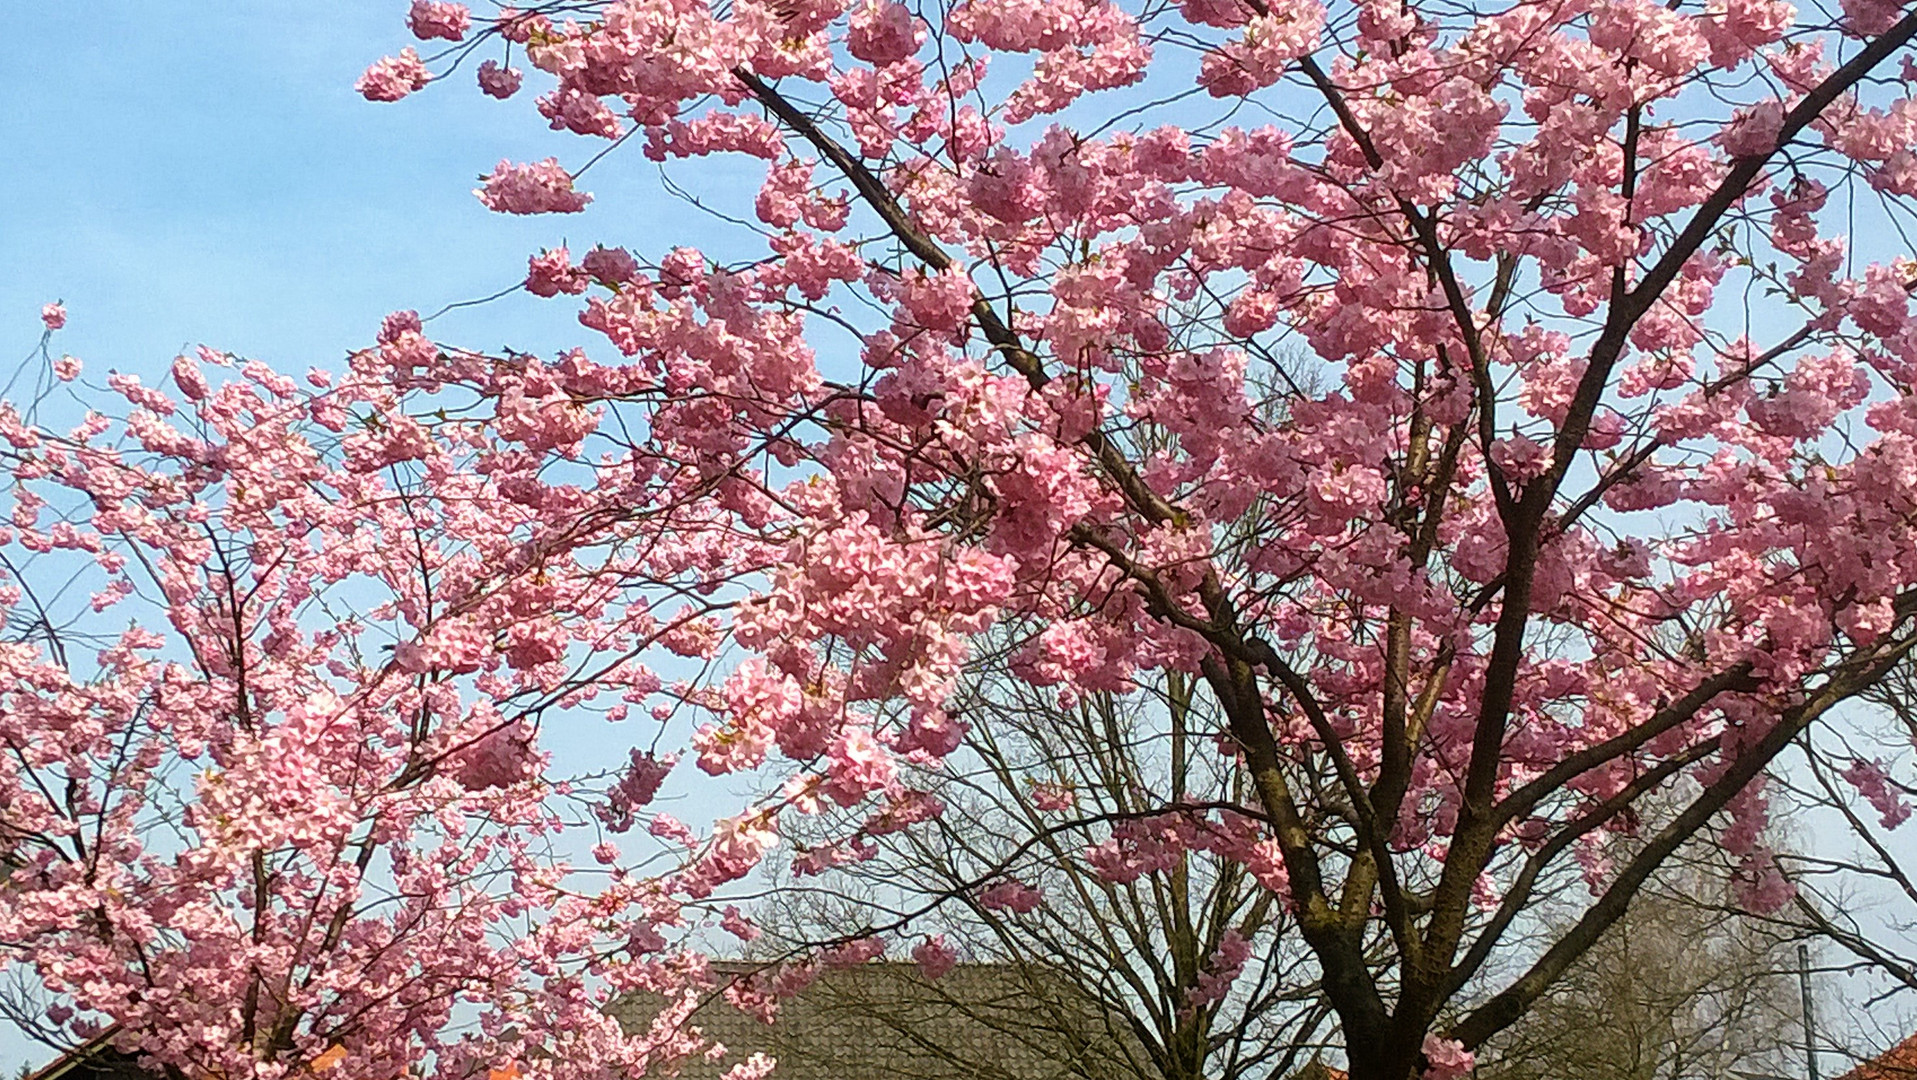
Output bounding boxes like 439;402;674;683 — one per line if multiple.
1;1;768;385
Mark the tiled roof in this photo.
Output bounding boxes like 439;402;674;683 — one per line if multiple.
612;962;1144;1080
22;1032;152;1080
1841;1032;1917;1080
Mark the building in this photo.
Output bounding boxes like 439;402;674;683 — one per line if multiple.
1841;1031;1917;1080
25;973;1337;1080
21;1033;154;1080
612;961;1146;1080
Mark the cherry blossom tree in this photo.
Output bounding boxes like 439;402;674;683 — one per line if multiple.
13;0;1917;1076
0;326;733;1080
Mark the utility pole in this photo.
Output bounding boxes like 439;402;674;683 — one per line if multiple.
1800;942;1819;1080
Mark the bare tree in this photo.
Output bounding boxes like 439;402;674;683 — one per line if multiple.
1765;664;1917;1070
765;669;1338;1080
1475;859;1803;1080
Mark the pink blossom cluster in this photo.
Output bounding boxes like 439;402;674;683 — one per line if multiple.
1421;1036;1475;1080
976;879;1045;912
475;159;593;215
407;0;470;40
478;60;524;99
356;47;431;101
912;935;959;979
1187;930;1251;1007
1841;758;1913;829
526;246;592;297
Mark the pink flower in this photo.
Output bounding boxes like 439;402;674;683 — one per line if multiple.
407;0;471;40
1029;782;1076;811
912;935;958;979
1018;620;1111;688
689;813;780;894
51;356;81;381
475;159;593;214
356;48;431;102
720;905;762;942
1700;0;1794;67
720;1054;777;1080
582;246;641;285
848;0;924;66
1197;3;1327;96
865;789;945;835
599;750;677;832
525;247;591;297
1732;850;1796;913
171;354;211;401
450;720;537;789
1422;1035;1475;1080
897;267;976;332
1841;758;1911;829
378;309;423;343
1087;818;1188;884
538;88;625;139
650;814;697;846
1841;0;1903;34
1721;100;1786;157
1582;408;1627;450
821;725;897;807
977;879;1044;913
696;660;801;775
1491;435;1551;481
756;159;815;229
477;60;524;99
822;935;885;968
39;303;65;331
1187;930;1250;1007
1307;464;1389;522
1223;290;1281;337
495;6;549;43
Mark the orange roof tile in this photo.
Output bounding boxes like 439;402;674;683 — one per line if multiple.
1841;1031;1917;1080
